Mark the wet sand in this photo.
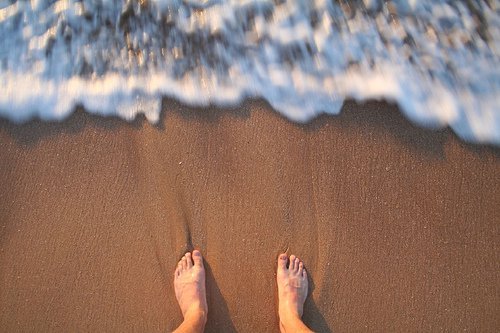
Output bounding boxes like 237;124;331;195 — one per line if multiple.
0;99;499;332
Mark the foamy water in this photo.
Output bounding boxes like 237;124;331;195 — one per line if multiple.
0;0;499;144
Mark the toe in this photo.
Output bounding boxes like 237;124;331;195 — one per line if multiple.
185;252;193;268
298;261;304;275
289;255;296;270
302;268;307;278
181;257;187;270
294;258;300;272
278;253;288;271
177;258;184;272
192;250;204;267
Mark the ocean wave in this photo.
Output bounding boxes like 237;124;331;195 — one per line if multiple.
0;0;499;144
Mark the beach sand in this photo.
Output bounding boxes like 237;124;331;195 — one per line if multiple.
0;99;498;332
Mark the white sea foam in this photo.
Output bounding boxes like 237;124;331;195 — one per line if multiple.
0;0;499;144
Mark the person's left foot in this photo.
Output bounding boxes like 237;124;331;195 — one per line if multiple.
174;250;208;322
277;253;308;321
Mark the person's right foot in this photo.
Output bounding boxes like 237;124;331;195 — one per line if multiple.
277;253;308;323
174;250;208;322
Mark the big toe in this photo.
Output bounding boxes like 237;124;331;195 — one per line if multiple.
192;250;204;267
278;253;288;271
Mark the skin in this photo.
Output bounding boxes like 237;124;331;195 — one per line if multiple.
173;250;207;333
172;251;313;333
277;253;313;333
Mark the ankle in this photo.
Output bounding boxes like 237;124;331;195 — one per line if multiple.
175;308;207;333
279;303;302;321
279;314;312;333
184;306;207;323
279;307;308;333
180;308;207;333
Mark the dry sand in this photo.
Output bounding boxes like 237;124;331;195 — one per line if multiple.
0;99;499;332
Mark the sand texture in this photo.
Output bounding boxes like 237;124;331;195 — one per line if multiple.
0;100;499;332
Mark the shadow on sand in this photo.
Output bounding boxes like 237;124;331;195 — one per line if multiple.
203;259;238;333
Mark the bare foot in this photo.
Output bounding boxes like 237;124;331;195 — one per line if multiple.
277;253;311;333
174;250;208;324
